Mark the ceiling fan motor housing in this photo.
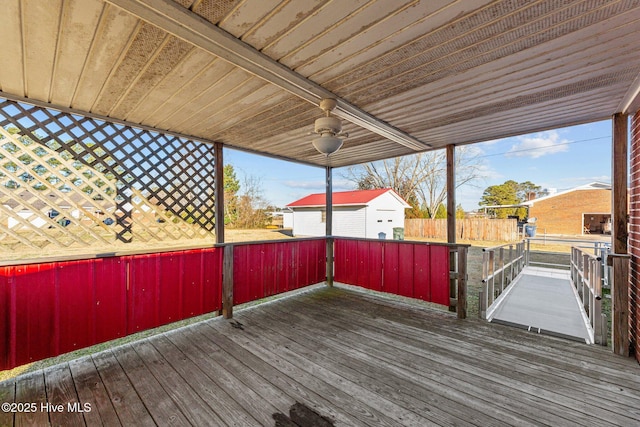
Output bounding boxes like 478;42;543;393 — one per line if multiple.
314;116;342;135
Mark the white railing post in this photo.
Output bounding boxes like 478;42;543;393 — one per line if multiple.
457;246;467;320
499;247;505;293
489;250;495;306
481;250;489;319
592;257;604;345
508;244;514;282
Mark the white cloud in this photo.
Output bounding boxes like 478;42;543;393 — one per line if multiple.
476;164;503;180
505;131;570;159
333;180;354;191
457;184;485;210
476;138;501;147
459;144;486;156
282;178;353;192
282;180;325;189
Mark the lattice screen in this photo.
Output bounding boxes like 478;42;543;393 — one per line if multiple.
0;98;216;257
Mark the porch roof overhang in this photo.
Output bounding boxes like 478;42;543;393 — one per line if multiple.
2;0;640;168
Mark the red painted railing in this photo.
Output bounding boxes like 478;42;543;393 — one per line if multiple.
0;237;464;371
0;248;222;370
334;238;451;306
232;239;326;305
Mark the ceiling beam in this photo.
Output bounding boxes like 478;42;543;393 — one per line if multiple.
0;91;325;168
619;71;640;114
104;0;431;151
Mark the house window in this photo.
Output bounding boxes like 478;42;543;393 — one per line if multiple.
321;210;326;223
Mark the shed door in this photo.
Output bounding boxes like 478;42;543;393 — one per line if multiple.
373;209;395;238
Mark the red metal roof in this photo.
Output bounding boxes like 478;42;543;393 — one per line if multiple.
287;188;398;207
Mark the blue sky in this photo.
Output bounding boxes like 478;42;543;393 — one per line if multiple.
225;119;613;211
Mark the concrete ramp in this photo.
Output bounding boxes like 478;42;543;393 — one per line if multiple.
488;267;592;343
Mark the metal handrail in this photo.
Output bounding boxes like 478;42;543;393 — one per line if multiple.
525;238;610;273
480;240;526;319
570;246;606;345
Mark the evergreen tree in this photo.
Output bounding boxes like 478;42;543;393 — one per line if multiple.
222;164;240;225
479;180;544;219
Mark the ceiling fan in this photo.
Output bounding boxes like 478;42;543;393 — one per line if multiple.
311;99;348;156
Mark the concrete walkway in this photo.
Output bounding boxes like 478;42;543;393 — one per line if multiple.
487;266;592;343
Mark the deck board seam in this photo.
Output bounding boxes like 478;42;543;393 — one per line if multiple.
284;291;640;425
230;311;455;427
165;325;298;414
332;291;640;378
5;286;640;427
131;338;242;426
152;330;278;425
261;296;612;426
306;292;640;397
332;292;640;384
188;319;378;427
206;317;403;427
237;305;513;427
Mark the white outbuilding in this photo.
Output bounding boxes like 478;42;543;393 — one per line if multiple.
286;188;410;239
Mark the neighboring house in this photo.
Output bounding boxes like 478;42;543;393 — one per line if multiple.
286;188;410;239
282;209;293;229
524;182;611;235
264;210;291;228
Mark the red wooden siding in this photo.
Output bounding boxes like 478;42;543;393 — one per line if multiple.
232;239;326;305
93;257;127;345
0;237;454;371
0;248;223;371
334;238;450;306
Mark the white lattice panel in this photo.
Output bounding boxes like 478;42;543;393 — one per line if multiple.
0;99;216;256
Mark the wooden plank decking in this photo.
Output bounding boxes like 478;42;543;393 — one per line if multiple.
1;286;640;426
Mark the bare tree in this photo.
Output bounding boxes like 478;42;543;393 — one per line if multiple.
343;146;484;218
233;173;270;229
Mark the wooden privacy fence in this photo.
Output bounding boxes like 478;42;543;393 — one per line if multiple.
333;237;468;317
405;218;518;241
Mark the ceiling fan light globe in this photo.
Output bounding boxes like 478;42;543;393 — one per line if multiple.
312;136;343;155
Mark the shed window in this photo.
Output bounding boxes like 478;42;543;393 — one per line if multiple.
321;210;326;223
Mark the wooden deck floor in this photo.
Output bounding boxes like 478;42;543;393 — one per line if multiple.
1;285;640;426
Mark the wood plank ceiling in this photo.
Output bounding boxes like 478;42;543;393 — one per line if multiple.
1;0;640;167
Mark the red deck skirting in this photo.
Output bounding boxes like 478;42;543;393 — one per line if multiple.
0;237;452;371
333;238;450;306
232;239;326;305
0;248;222;370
